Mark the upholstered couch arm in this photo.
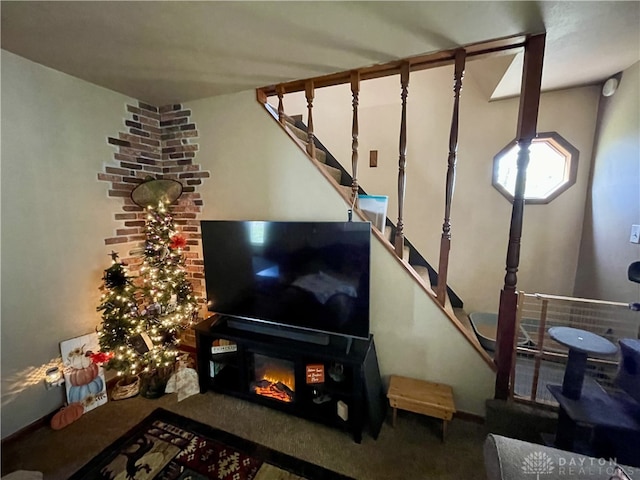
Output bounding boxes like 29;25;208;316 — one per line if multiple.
484;434;636;480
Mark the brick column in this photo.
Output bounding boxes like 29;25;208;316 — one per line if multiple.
100;101;210;348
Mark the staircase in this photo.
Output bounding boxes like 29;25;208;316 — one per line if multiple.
257;32;551;394
265;103;481;350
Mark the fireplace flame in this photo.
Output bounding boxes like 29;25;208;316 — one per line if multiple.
263;372;294;391
252;367;295;403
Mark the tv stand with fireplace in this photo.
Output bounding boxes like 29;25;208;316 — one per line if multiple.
195;315;386;443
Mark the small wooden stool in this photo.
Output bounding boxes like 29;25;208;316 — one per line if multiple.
387;374;456;442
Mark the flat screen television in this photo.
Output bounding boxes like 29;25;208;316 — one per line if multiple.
200;220;371;341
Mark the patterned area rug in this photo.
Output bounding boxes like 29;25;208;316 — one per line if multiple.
69;408;354;480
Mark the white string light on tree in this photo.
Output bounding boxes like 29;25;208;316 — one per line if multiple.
97;177;198;399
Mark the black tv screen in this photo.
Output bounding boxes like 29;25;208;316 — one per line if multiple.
200;221;371;339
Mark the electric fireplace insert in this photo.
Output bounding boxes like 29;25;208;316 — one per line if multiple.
249;353;295;403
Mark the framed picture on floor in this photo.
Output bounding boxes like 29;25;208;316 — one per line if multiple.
60;332;108;412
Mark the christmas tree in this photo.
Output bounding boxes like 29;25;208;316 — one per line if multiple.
97;178;198;397
96;251;141;377
137;201;198;373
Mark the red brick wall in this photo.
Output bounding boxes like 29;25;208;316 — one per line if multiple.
100;102;209;347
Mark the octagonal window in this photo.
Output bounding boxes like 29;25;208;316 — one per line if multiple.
492;132;579;204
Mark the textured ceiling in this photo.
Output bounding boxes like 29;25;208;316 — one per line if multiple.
1;1;639;105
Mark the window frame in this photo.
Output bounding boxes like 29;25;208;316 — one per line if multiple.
492;131;579;205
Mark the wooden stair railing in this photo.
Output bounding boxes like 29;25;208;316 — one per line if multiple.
259;32;529;268
305;81;316;161
259;34;526;97
256;32;545;376
395;63;410;258
494;33;546;400
351;71;360;206
277;84;286;125
436;49;466;307
258;99;493;370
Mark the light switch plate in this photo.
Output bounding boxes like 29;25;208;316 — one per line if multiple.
631;224;640;244
369;150;378;168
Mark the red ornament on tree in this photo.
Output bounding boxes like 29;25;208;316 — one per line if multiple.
169;234;187;250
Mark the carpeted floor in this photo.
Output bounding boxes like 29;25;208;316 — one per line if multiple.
69;407;353;480
2;391;489;480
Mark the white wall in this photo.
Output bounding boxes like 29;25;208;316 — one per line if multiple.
1;50;137;438
188;90;495;415
575;62;640;301
284;59;600;313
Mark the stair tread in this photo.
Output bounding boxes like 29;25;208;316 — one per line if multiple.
453;308;473;331
443;292;455;315
321;163;342;183
386;229;410;261
453;308;482;347
412;265;431;282
285;123;327;163
411;265;435;295
338;185;352;197
285;123;308;142
411;265;476;344
284;124;327;163
286;128;309;152
284;113;300;126
384;225;392;243
273;109;298;127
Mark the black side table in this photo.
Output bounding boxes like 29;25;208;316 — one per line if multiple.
547;327;618;452
548;326;617;400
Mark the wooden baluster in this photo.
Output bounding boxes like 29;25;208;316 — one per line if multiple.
495;34;546;400
395;63;410;258
351;71;360;206
305;81;316;161
276;84;285;125
436;50;466;307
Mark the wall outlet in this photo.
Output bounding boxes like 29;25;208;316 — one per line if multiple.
631;225;640;244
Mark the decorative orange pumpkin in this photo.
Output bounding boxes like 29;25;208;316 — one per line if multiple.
69;362;99;386
50;402;84;430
